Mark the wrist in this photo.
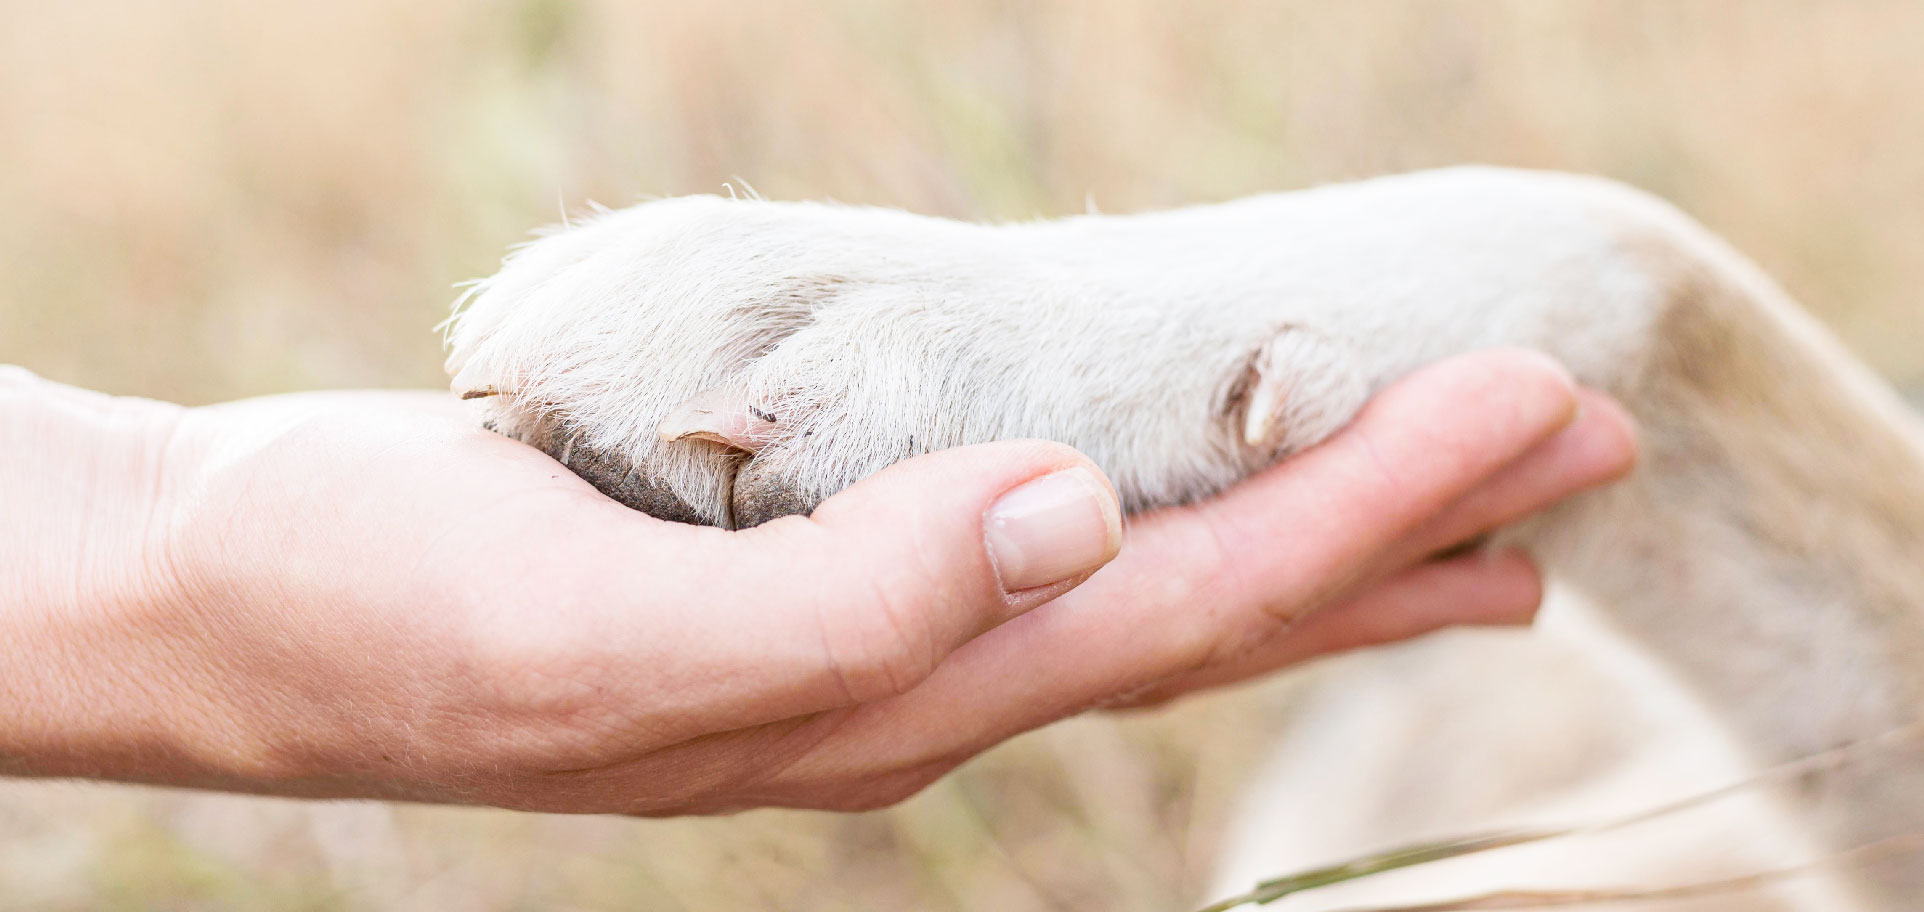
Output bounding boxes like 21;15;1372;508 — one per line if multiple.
0;371;203;782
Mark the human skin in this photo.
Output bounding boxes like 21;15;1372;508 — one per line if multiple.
0;349;1635;814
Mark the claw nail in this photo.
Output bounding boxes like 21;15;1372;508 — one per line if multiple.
1243;378;1282;446
658;386;781;453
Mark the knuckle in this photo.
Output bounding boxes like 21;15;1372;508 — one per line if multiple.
1148;510;1295;665
819;573;941;702
742;518;945;701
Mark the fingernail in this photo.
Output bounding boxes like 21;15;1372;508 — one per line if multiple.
984;468;1124;591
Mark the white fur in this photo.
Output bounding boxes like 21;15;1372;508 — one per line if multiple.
447;167;1924;908
446;168;1660;524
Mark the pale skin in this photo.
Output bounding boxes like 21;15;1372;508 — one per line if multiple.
0;349;1635;815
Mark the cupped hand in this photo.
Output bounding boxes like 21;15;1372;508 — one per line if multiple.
0;350;1635;813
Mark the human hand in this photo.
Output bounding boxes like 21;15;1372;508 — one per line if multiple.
0;349;1633;813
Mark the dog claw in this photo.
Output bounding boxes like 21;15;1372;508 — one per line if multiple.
658;386;781;453
1242;376;1283;446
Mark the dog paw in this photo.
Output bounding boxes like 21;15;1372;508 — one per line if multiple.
445;197;1371;527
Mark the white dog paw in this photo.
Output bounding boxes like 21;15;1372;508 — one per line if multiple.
445;196;1372;527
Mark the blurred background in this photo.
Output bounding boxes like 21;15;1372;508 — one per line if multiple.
2;1;1921;909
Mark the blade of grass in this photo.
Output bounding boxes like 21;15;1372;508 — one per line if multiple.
1319;832;1924;911
1197;724;1923;912
1192;832;1557;912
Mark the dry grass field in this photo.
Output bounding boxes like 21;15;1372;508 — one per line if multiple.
3;2;1923;909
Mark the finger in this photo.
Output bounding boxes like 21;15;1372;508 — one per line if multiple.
749;349;1587;783
1099;388;1633;715
1378;389;1638;570
1118;392;1640;708
750;441;1125;705
1104;549;1544;709
1181;348;1576;631
511;439;1122;749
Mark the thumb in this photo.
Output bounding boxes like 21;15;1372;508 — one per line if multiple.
724;440;1124;705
